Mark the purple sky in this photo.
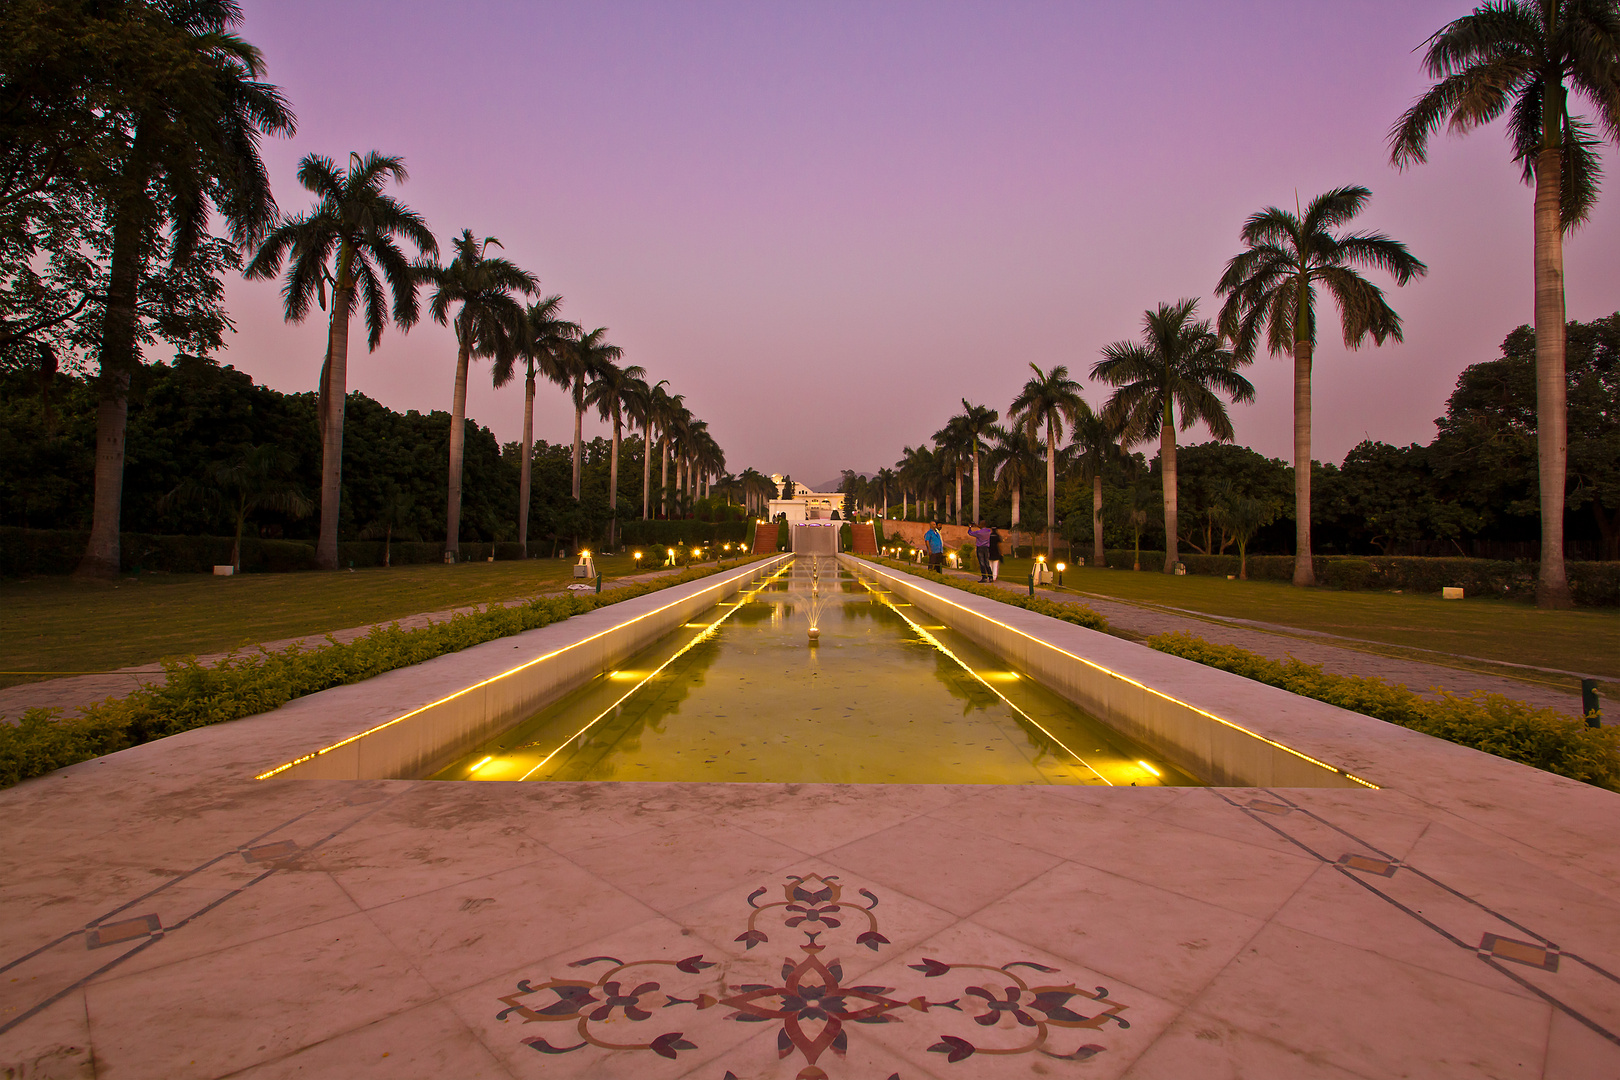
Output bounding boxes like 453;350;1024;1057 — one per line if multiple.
223;0;1619;486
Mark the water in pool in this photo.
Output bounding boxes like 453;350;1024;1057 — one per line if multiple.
432;558;1199;785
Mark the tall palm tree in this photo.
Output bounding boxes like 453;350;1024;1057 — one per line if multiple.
987;423;1041;534
1389;1;1620;607
1216;186;1426;587
1071;408;1126;567
77;2;295;578
246;152;435;570
875;467;897;520
562;328;622;500
516;295;579;554
954;400;999;523
422;230;537;558
585;357;648;548
1009;363;1087;558
625;376;664;519
654;390;685;516
933;416;971;525
1093;299;1256;574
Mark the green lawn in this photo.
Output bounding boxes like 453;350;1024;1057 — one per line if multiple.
949;557;1620;685
0;555;736;688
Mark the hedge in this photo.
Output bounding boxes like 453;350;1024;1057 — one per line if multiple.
0;527;587;576
0;561;758;789
1090;548;1620;606
1147;631;1619;791
617;519;748;548
868;557;1109;632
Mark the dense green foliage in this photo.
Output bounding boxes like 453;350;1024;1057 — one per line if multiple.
0;562;749;788
1147;631;1620;791
0;358;752;561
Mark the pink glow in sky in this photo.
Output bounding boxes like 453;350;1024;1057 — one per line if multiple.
223;1;1619;485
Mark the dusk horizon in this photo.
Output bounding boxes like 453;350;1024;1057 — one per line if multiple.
215;0;1620;483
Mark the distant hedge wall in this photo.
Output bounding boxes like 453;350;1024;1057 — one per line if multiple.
0;528;564;576
617;520;748;548
1089;548;1619;607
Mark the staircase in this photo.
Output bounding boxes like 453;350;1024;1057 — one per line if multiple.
751;522;780;554
851;522;878;556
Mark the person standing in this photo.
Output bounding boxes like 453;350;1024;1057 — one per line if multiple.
967;520;993;582
924;521;944;572
987;527;1003;582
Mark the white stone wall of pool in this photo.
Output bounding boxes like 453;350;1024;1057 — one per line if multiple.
1;553;1617;1078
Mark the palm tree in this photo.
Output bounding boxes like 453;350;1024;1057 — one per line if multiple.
1070;409;1126;567
77;2;295;579
1216;186;1426;587
1009;363;1087;559
515;295;579;554
1389;2;1620;607
654;390;685;516
933;417;971;525
875;467;897;520
422;230;537;559
562;328;622;500
1093;299;1256;574
625;376;665;519
585;357;648;548
246;152;435;570
954;400;999;523
988;423;1041;535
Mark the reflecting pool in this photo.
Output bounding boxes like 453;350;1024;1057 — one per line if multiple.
432;558;1199;786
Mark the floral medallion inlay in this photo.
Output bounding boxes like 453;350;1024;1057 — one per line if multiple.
495;873;1130;1078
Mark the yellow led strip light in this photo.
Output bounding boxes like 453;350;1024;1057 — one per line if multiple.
860;577;1111;785
255;556;793;780
857;560;1379;789
517;563;793;780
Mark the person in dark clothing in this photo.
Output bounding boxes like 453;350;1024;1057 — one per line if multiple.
987;528;1003;581
967;520;993;582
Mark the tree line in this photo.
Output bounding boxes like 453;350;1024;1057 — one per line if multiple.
0;0;746;575
842;2;1620;607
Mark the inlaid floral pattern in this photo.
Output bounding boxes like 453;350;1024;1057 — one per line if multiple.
495;872;1131;1078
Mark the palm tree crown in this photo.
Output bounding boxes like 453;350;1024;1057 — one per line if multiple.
1215;186;1425;586
1093;298;1255;573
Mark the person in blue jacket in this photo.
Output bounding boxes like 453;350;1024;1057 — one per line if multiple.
924;522;944;572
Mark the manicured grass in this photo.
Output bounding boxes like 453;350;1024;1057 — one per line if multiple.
981;557;1620;682
0;555;734;688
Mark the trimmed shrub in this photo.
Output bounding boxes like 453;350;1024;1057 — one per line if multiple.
0;560;766;789
1146;631;1620;791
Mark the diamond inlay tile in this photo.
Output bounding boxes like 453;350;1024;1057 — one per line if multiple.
243;840;300;863
86;914;161;950
1480;933;1560;972
1337;854;1398;878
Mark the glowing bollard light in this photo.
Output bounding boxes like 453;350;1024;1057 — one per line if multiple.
1056;561;1066;587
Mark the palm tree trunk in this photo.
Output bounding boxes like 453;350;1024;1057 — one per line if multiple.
1533;140;1572;607
1092;474;1104;567
642;421;652;519
1291;338;1315;586
660;439;669;517
75;176;148;580
971;447;980;523
571;382;584;500
315;244;356;572
518;369;535;556
954;466;963;525
1010;482;1020;530
1045;420;1056;560
1161;403;1178;574
446;334;471;559
609;410;622;549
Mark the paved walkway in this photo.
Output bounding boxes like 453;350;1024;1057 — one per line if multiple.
936;566;1588;715
0;564;702;721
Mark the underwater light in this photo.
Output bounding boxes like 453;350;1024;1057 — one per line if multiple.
1138;760;1162;777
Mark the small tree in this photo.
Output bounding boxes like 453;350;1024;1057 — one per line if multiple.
1214;496;1281;580
162;444;311;573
